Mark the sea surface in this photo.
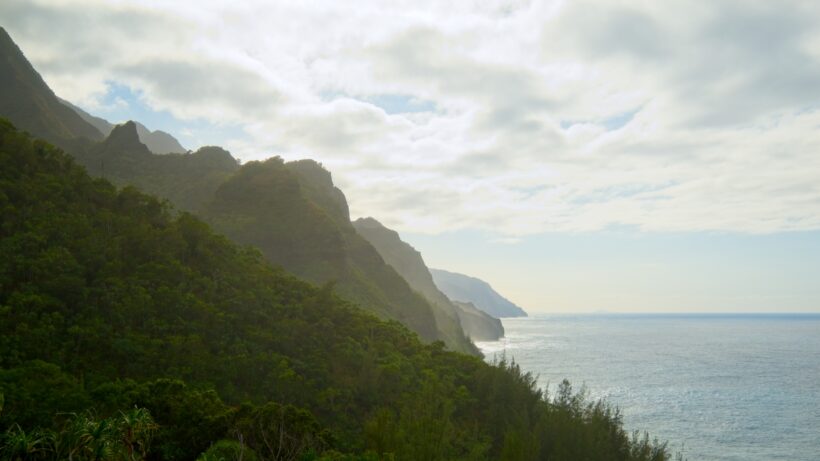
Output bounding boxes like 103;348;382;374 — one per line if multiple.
476;314;820;461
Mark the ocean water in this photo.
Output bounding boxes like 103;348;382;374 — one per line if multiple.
476;314;820;461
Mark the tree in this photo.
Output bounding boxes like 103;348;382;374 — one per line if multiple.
117;408;157;461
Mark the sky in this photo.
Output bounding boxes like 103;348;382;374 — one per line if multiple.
3;0;820;312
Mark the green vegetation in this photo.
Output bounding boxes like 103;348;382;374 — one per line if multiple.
203;157;479;352
0;119;676;460
1;408;156;461
353;217;503;342
0;24;477;354
73;121;476;355
73;121;239;214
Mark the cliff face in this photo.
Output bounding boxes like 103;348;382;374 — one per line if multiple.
69;131;470;352
201;160;480;351
452;301;504;342
430;268;527;318
100;121;151;154
353;217;504;342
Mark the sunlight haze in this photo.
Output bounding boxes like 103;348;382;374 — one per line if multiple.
5;0;820;312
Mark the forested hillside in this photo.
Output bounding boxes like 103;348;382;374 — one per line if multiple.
0;119;673;460
353;217;503;341
203;158;480;354
74;121;239;213
0;26;485;354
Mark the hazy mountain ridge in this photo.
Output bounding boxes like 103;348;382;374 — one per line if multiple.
452;300;507;341
431;268;528;318
59;97;187;154
0;27;102;147
0;25;184;156
76;121;239;213
56;97;113;135
204;159;480;353
353;217;503;341
0;29;478;354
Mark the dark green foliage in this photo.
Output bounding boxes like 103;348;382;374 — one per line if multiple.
203;157;479;354
0;120;675;460
0;361;90;430
0;409;156;461
91;380;234;461
197;440;258;461
232;402;331;461
71;122;239;213
68;120;473;354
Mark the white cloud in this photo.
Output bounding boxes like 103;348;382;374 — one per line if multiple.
4;0;820;236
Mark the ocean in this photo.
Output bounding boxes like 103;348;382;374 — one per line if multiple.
476;314;820;461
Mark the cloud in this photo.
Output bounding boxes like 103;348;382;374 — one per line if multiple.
3;0;820;236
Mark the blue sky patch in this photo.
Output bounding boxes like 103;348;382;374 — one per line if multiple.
84;81;246;151
365;94;436;114
320;90;436;114
561;107;641;131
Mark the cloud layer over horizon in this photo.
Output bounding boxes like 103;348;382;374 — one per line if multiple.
5;0;820;237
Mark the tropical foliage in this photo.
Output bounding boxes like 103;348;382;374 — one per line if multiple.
0;408;156;461
0;119;675;460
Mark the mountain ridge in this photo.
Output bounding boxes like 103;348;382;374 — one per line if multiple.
353;217;503;341
0;26;480;354
0;26;103;147
59;97;188;154
430;268;528;318
204;159;481;353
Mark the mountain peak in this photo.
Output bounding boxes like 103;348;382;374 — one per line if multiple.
286;159;350;223
354;216;383;227
353;217;403;242
103;121;150;154
0;26;12;44
191;146;239;169
286;159;333;188
133;121;187;154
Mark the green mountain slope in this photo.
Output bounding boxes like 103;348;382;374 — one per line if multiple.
0;28;479;354
57;97;114;135
0;26;185;155
74;121;238;213
0;119;673;461
203;158;475;352
431;268;528;318
0;27;102;147
353;217;503;341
